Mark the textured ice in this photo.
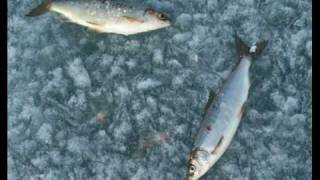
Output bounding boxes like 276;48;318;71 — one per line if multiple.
36;123;53;144
8;0;311;179
136;78;162;90
67;58;91;88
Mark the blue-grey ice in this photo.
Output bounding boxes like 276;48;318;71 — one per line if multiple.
8;0;311;179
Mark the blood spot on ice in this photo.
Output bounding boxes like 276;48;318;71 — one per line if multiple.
207;126;212;132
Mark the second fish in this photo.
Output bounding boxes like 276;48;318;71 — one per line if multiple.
26;0;171;35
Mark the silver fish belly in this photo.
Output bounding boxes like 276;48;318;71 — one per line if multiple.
187;34;268;180
27;0;171;35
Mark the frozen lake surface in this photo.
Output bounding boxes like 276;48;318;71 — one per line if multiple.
8;0;311;179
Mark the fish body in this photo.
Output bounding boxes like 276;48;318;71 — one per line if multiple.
187;34;268;180
27;0;171;35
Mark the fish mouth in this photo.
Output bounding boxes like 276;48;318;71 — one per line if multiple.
161;19;171;27
163;21;171;27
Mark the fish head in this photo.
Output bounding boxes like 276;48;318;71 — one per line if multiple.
142;8;171;29
187;148;211;180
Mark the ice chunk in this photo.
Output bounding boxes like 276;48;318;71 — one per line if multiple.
172;32;192;43
100;54;114;66
67;58;91;88
172;75;185;86
266;2;296;26
36;123;53;144
152;49;164;64
146;96;157;110
126;59;137;69
109;65;124;77
306;40;312;58
31;155;49;170
67;90;87;110
283;96;299;114
136;79;162;90
175;13;192;29
131;167;147;180
291;30;309;49
67;137;89;154
113;121;132;140
98;130;106;137
135;109;151;121
270;91;285;108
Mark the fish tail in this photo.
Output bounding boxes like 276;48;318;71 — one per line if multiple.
26;0;52;17
234;33;268;61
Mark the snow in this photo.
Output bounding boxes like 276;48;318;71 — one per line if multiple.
8;0;311;179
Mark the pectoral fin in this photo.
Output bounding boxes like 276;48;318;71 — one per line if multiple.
122;16;144;24
86;21;104;33
86;21;102;26
203;90;216;118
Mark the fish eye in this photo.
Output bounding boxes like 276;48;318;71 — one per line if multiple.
157;13;168;21
189;165;196;173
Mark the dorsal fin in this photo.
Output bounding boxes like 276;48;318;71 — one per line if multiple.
26;0;52;17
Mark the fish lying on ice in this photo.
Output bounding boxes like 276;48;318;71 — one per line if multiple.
187;34;268;180
26;0;171;35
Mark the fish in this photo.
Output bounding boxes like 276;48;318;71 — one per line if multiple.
187;34;268;180
26;0;171;35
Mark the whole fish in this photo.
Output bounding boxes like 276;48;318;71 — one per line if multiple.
26;0;171;35
187;34;268;180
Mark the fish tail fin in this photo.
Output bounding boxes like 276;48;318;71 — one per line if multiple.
234;33;268;61
26;0;52;17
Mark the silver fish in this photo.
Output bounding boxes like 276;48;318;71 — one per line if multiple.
187;34;268;180
26;0;171;35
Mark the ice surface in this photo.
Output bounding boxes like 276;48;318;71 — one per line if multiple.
136;78;162;90
67;58;91;88
8;0;311;179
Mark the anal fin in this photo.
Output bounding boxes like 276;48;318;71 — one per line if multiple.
211;136;224;155
88;27;104;33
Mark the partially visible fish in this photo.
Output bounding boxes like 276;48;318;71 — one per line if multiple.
26;0;171;35
187;34;268;180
